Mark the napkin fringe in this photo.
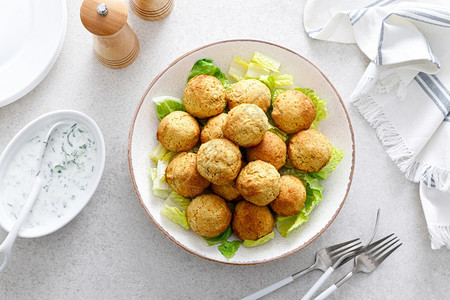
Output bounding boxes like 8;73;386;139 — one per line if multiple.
352;93;450;191
428;224;450;250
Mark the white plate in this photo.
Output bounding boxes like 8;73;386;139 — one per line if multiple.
0;0;67;107
128;40;355;265
0;110;106;238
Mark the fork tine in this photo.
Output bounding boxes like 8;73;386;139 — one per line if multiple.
365;233;395;252
331;242;363;265
330;239;361;256
371;242;402;266
368;237;399;259
366;236;398;257
326;238;359;251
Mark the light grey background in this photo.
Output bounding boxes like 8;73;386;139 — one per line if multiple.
0;0;448;299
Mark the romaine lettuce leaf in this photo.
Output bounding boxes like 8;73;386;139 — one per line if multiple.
271;88;286;105
152;96;185;121
295;87;327;130
150;143;170;164
273;73;294;88
275;174;323;237
268;124;289;142
259;74;276;91
251;51;280;72
260;74;294;94
150;143;177;165
309;146;344;180
150;167;170;199
161;192;191;229
276;146;343;237
243;232;275;247
228;56;248;82
164;191;191;210
187;59;229;88
276;213;309;238
203;226;232;246
218;240;242;259
245;62;270;79
161;205;189;230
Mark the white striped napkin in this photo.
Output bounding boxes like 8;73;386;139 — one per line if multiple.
304;0;450;249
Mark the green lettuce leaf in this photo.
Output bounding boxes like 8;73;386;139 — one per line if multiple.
276;213;309;238
152;96;185;121
161;205;189;230
150;143;177;164
295;87;327;130
203;226;233;246
309;146;344;180
150;161;171;199
275;174;323;237
251;51;280;72
259;74;276;91
276;146;343;237
161;192;191;230
271;88;286;105
188;59;229;88
150;143;171;164
150;168;170;199
245;61;270;79
283;157;295;169
268;124;289;142
273;73;294;88
227;56;248;82
243;232;275;247
218;240;243;259
164;191;191;210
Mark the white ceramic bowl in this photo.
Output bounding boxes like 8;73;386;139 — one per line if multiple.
128;40;355;265
0;110;106;238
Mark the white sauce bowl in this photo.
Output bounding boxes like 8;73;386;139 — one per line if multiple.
0;110;105;238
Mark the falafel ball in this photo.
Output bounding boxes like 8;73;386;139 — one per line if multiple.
156;111;200;152
246;131;287;170
165;153;210;198
236;160;280;206
270;175;306;216
227;79;271;112
232;201;274;241
196;139;242;185
200;113;227;143
272;89;316;133
288;129;332;172
186;194;232;237
183;75;227;118
211;180;241;202
223;104;269;147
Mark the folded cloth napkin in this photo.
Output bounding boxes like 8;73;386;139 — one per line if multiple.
304;0;450;249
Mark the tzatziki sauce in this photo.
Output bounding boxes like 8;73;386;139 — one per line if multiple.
0;122;97;230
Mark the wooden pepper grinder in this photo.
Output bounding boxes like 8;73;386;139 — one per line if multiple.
130;0;174;21
80;0;139;69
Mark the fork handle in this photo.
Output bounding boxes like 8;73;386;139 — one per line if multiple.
301;267;334;300
314;284;337;300
241;276;294;300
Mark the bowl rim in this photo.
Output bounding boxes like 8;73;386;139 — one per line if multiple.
128;39;355;265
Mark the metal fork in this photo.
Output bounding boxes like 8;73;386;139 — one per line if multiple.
301;209;381;300
241;238;362;300
242;209;381;300
313;233;402;300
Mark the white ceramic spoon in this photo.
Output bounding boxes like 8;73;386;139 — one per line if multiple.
0;122;65;272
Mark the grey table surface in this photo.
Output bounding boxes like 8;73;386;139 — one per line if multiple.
0;0;449;299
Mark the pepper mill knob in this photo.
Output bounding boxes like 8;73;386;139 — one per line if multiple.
130;0;174;21
97;3;108;16
80;0;139;69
